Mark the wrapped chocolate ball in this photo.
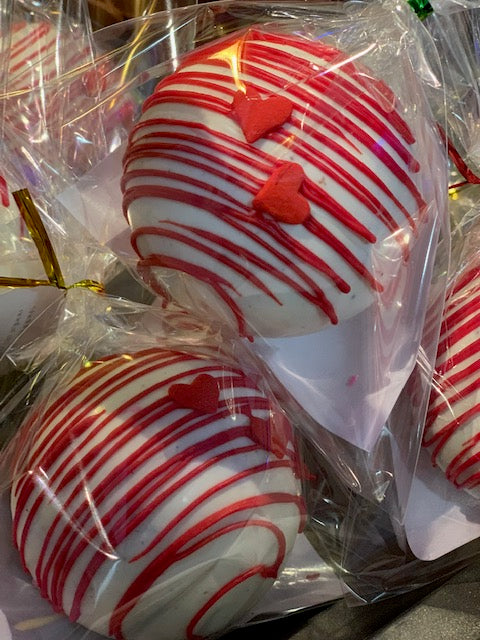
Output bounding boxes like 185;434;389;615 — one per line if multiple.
120;17;446;453
122;26;435;339
10;343;305;640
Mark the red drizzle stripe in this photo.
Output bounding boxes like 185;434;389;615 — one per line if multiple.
0;175;9;207
9;23;52;73
241;43;416;155
15;358;230;552
436;337;480;377
436;299;480;359
14;353;199;538
127;113;417;234
139;255;251;336
49;422;264;607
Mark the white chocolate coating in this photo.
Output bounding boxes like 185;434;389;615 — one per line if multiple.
425;267;480;497
123;28;425;337
11;348;304;640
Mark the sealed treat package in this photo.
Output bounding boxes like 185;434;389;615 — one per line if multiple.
424;267;480;498
124;27;428;338
0;283;310;640
404;182;480;562
118;1;448;455
334;3;480;600
339;187;480;605
422;6;480;178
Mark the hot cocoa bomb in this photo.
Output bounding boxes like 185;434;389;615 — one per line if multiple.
123;28;426;337
11;347;305;640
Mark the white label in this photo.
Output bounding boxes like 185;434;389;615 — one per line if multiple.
405;448;480;561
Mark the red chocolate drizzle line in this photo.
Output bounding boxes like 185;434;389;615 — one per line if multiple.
123;31;424;335
425;268;480;490
13;350;305;640
0;175;9;207
8;21;53;74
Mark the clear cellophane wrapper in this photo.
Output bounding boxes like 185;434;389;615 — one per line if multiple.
0;0;133;192
56;0;447;466
0;277;344;640
423;5;480;175
334;184;480;606
404;184;480;557
332;5;480;604
0;150;119;448
1;0;462;621
407;2;480;552
87;0;200;30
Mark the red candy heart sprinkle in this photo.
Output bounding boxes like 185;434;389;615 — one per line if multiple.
250;414;290;459
231;88;293;143
168;373;220;414
253;162;310;224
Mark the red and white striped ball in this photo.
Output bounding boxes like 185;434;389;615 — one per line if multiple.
3;20;90;129
424;267;480;497
123;28;426;338
11;348;305;640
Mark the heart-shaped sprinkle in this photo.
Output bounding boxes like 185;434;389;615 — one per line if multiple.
168;373;220;414
231;88;293;143
253;162;310;224
250;414;290;459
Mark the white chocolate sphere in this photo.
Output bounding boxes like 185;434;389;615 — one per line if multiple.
11;348;304;640
425;267;480;497
123;28;426;337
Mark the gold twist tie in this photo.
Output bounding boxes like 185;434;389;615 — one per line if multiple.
0;188;104;293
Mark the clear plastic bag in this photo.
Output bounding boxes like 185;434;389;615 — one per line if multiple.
87;0;200;30
0;284;311;640
423;7;480;176
0;0;460;623
0;0;121;190
0;149;339;639
333;186;480;604
402;184;480;562
328;3;480;603
46;0;449;459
